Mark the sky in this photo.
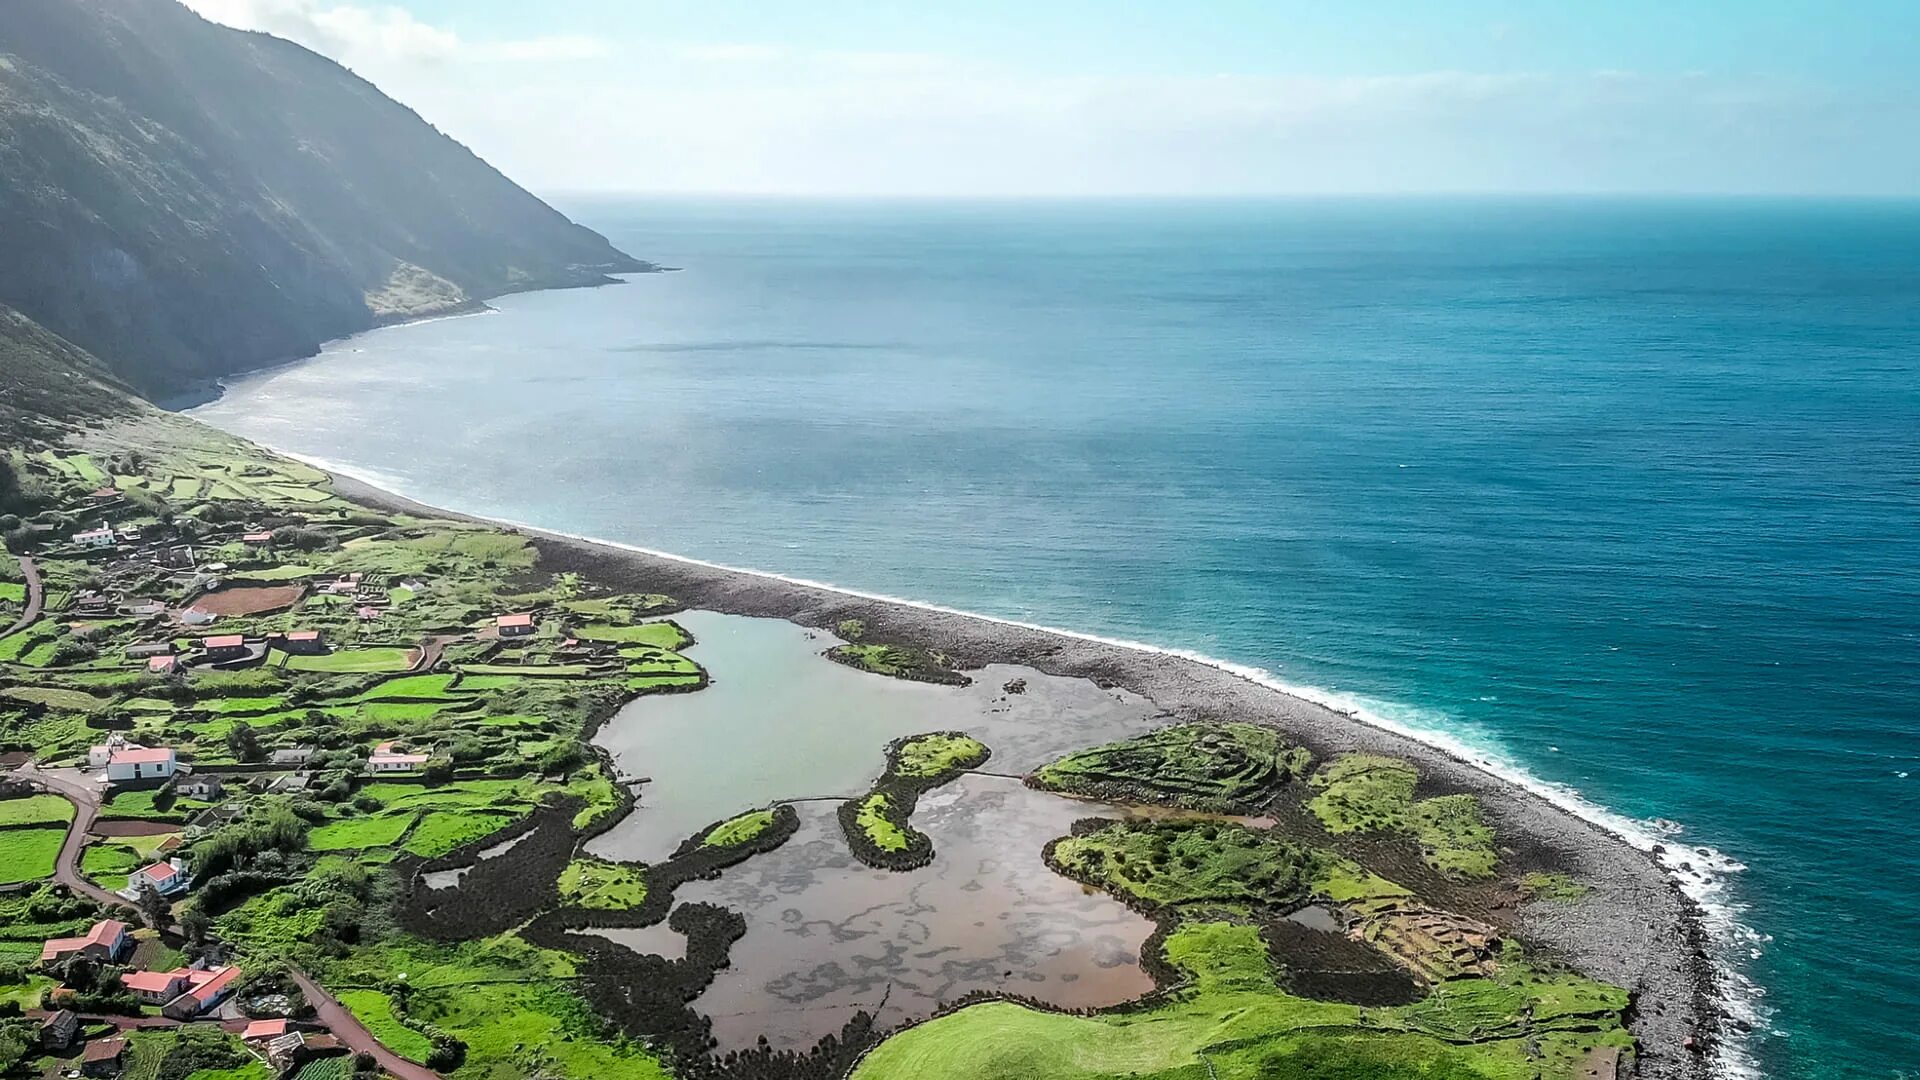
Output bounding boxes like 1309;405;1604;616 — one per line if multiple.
181;0;1920;197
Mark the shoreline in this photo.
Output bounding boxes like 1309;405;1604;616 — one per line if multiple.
312;466;1724;1079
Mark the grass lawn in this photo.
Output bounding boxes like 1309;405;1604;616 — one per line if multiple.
0;794;75;827
1309;755;1499;880
892;733;989;779
337;988;436;1062
702;808;775;848
574;621;691;649
352;674;459;701
0;972;54;1008
197;695;289;714
853;793;909;852
557;859;648;910
309;814;417;852
403;811;516;857
278;647;416;673
0;685;109;711
82;841;145;890
0;827;65;884
100;789;204;821
0;582;24;603
457;663;590;677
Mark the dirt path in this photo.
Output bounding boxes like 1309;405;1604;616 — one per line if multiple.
4;555;42;637
288;968;443;1080
412;633;460;673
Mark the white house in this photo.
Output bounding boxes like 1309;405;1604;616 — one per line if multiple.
70;527;116;549
366;741;429;773
119;858;192;902
90;737;178;782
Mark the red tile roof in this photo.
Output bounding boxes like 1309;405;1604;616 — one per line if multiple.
184;965;240;1003
285;630;321;641
110;747;175;766
121;970;184;994
83;1038;125;1063
496;613;535;628
241;1019;287;1041
132;862;179;885
148;655;177;673
204;635;245;649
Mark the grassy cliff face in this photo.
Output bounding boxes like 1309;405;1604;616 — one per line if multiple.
0;305;137;440
0;0;652;399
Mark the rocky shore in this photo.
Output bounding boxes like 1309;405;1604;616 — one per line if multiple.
328;471;1718;1079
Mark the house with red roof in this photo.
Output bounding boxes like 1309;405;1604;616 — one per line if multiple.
202;634;248;661
496;612;536;638
366;740;430;774
88;735;177;782
241;1018;288;1043
119;858;191;902
147;654;179;675
242;531;274;545
39;919;130;966
272;629;326;655
161;964;242;1020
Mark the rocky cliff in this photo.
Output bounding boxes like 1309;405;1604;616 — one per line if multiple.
0;0;652;400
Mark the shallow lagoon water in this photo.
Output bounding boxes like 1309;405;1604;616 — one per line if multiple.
586;609;1165;1049
671;786;1152;1051
588;609;1163;862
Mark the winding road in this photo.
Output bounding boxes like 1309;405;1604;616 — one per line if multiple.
288;969;443;1080
4;555;42;638
11;763;122;909
4;761;442;1078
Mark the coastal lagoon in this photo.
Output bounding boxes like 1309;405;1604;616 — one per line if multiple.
585;610;1164;1048
190;197;1920;1078
587;610;1163;861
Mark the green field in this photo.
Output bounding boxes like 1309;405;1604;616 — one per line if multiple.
853;793;910;852
278;646;416;673
309;813;418;851
1308;755;1499;879
404;811;516;857
573;621;690;648
0;685;108;711
0;582;25;603
353;674;459;701
337;988;436;1062
890;732;989;779
458;663;589;677
702;808;775;848
82;841;144;890
557;859;648;910
0;794;75;827
0;827;65;884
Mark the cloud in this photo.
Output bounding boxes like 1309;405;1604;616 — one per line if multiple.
180;0;605;64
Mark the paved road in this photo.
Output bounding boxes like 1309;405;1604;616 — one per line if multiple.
11;763;125;910
4;555;42;637
289;968;443;1080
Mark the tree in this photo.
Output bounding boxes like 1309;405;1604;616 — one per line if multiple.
136;882;171;930
227;721;264;763
180;903;212;945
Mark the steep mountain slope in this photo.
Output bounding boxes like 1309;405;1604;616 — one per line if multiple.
0;305;139;441
0;0;652;399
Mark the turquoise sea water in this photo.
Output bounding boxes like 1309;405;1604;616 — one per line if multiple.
190;197;1920;1079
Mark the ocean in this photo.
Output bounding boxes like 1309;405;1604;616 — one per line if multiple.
189;196;1920;1079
